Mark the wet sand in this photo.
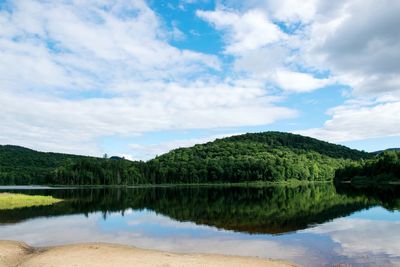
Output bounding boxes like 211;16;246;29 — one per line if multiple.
0;240;297;267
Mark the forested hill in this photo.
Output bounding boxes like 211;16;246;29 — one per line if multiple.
0;132;372;185
0;145;90;184
144;132;371;184
0;145;146;185
224;132;370;160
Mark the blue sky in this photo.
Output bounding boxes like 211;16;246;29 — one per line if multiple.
0;0;399;160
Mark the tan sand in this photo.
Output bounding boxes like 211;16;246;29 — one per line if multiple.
0;241;297;267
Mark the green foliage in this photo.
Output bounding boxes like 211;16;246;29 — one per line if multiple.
0;145;87;184
225;132;370;160
135;185;374;234
0;132;371;185
0;145;145;185
50;158;147;185
145;132;370;184
335;151;400;184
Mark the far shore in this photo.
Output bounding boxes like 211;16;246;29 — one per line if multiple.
0;180;331;189
0;241;297;267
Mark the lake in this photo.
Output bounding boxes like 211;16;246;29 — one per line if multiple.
0;184;399;266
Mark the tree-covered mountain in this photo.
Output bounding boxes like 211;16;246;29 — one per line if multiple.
144;132;371;184
0;132;372;185
223;132;369;159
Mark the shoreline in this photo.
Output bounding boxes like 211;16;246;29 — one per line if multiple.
0;180;331;189
0;241;297;267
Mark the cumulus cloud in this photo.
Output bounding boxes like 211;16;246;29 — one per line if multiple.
217;0;400;140
0;0;298;155
296;100;400;142
0;82;295;155
197;6;335;93
196;9;285;54
1;0;399;154
273;70;332;93
303;0;400;97
0;0;220;95
226;0;400;97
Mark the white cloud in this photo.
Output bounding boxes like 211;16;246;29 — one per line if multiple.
274;69;332;93
197;8;285;54
0;0;299;156
304;217;400;264
0;82;296;156
208;0;400;97
170;21;186;41
296;100;400;142
233;46;289;75
1;0;399;154
0;0;220;95
197;6;334;94
263;0;319;23
215;0;400;140
303;0;400;97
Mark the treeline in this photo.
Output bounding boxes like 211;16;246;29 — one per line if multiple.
0;132;372;185
335;151;400;184
49;158;147;185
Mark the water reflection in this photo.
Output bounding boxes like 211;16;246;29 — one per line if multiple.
304;208;400;266
0;184;400;266
0;185;376;233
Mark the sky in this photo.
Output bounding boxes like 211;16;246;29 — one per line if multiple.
0;0;399;160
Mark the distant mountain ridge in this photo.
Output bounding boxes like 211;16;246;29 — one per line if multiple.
0;132;373;185
372;148;400;155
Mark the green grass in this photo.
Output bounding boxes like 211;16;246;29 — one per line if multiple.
0;193;62;210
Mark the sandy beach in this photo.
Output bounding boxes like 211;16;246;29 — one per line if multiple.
0;240;296;267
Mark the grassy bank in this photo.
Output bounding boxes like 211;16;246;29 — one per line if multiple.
0;193;62;210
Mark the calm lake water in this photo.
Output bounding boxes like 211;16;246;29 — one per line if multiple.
0;184;399;267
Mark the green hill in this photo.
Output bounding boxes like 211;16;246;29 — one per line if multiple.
0;132;372;185
225;132;369;159
144;132;371;184
0;145;145;185
0;145;87;184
